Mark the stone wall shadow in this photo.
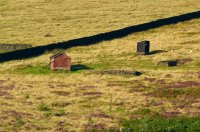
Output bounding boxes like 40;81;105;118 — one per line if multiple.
0;11;200;63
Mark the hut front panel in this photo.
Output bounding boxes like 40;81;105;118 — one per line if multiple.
53;54;71;70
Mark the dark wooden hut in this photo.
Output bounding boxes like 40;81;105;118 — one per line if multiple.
137;40;150;55
50;52;71;70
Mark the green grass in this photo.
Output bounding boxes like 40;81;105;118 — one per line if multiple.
16;65;51;75
38;102;51;111
15;118;25;128
121;116;200;132
15;65;91;75
0;49;8;53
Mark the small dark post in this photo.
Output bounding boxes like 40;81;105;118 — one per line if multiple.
168;61;177;66
137;40;150;55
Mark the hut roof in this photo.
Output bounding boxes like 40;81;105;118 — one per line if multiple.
50;52;70;59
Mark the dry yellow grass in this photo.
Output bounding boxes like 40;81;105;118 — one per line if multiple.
0;17;200;131
0;0;200;46
1;0;200;131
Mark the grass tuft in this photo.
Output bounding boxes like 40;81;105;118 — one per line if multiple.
15;118;25;127
54;109;66;116
38;102;51;111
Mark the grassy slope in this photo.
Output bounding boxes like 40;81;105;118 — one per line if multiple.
0;0;200;131
0;0;200;46
0;18;200;131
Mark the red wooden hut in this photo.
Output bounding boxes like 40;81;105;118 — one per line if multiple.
49;52;71;70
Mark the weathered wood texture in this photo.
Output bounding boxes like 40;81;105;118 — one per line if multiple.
137;40;150;55
50;53;71;70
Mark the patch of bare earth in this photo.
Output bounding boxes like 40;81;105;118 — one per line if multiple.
51;91;70;96
144;77;157;82
128;85;149;93
165;74;173;78
144;78;200;88
0;91;13;99
24;124;50;131
129;115;142;119
0;91;10;96
91;113;114;119
164;81;200;89
82;92;102;96
0;80;6;84
48;84;56;88
6;110;22;119
55;121;72;132
0;116;9;121
172;99;194;109
143;77;167;85
48;84;70;89
0;84;16;90
177;58;193;65
56;84;70;88
78;86;97;90
27;85;33;88
106;83;124;87
83;124;106;132
161;111;181;117
197;72;200;79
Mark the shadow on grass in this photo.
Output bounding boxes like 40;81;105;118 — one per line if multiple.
149;50;167;55
0;10;199;63
15;64;92;75
71;64;93;71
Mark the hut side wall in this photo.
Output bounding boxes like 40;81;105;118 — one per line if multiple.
50;58;55;70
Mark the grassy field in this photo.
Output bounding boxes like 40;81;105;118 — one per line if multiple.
1;18;200;131
0;0;200;46
0;0;200;131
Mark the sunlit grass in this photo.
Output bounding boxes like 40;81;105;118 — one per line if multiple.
0;0;200;131
0;0;199;46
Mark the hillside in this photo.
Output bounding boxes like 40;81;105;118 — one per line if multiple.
0;0;200;131
0;0;200;46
